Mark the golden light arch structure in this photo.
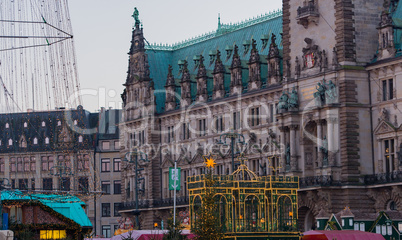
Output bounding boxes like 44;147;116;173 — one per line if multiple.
188;157;300;240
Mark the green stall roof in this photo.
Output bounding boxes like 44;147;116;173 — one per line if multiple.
1;191;92;228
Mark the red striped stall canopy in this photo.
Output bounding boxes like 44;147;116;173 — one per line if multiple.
302;230;385;240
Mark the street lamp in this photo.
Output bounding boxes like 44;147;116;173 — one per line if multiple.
49;162;74;191
123;149;149;230
217;129;246;173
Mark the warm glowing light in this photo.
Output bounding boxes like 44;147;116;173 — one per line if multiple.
204;157;216;169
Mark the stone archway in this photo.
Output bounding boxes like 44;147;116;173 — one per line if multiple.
298;206;315;232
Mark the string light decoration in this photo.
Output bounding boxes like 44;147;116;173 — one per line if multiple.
188;153;300;239
0;0;81;113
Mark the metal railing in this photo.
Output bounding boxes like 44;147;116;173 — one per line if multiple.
296;3;319;18
120;196;189;211
299;171;402;188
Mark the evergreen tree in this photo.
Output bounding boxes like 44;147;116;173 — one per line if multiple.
162;214;187;240
192;169;224;240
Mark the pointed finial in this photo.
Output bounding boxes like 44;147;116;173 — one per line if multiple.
218;13;221;30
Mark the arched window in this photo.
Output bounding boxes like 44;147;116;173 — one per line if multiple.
41;121;46;127
23;122;27;128
387;200;397;211
45;137;50;144
8;139;13;146
74;120;78;125
57;121;61;126
78;135;83;143
33;138;38;145
5;123;9;129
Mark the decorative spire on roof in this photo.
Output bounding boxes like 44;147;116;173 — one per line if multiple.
213;50;225;73
230;45;241;69
268;33;280;59
165;65;175;87
340;206;355;218
249;39;260;64
197;55;207;78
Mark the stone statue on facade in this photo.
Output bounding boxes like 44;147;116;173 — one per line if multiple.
285;143;291;170
325;80;337;104
314;80;326;106
288;87;299;110
295;57;301;77
286;59;291;79
332;47;338;67
278;91;289;111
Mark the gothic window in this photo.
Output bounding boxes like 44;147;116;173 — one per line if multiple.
250;107;260;126
233;112;241;130
33;137;38;145
5;123;9;128
23;122;27;128
45;137;49;144
74;120;78;125
167;126;174;143
57;120;61;126
198;119;207;136
78;135;83;143
382;79;394;101
384;139;395;173
8;139;12;146
215;115;224;133
41;121;46;127
182;123;190;140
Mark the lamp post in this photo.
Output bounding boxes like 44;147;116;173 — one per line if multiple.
123;149;149;230
0;178;10;230
49;162;74;191
217;129;246;173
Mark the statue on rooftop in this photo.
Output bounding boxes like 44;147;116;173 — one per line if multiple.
133;7;140;26
325;80;337;104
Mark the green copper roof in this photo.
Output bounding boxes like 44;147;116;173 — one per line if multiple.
146;11;283;113
2;191;92;227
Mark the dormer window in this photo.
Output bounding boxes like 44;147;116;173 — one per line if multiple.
74;120;78;126
23;122;27;128
41;121;46;127
8;139;12;146
0;140;2;146
33;138;38;145
5;123;9;129
78;135;83;143
57;121;61;126
45;137;50;145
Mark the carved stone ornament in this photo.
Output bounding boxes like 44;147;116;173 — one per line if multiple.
302;38;319;69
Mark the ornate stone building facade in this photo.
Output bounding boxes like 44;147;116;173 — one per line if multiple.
120;1;402;232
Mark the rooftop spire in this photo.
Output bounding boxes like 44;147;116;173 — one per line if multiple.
218;13;221;30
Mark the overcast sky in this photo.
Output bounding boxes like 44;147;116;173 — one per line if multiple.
68;0;283;112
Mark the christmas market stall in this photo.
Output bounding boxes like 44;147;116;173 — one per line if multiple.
1;190;92;239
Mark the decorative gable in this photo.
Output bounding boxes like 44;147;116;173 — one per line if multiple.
374;120;396;135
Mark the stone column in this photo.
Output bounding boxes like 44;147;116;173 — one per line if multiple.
317;120;323;168
378;140;384;173
279;126;288;173
327;117;337;166
290;125;299;171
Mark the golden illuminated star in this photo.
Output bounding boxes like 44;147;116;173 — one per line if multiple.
202;153;217;169
204;157;216;169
